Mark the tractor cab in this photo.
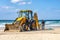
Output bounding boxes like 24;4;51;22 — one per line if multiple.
18;10;33;20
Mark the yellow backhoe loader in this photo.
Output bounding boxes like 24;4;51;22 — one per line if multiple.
4;10;40;32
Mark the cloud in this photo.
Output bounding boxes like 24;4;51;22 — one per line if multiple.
11;0;32;5
18;2;26;5
18;1;31;5
0;6;14;9
27;2;31;4
11;0;22;3
0;6;17;12
15;9;20;12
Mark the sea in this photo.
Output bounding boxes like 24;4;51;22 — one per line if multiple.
0;20;60;29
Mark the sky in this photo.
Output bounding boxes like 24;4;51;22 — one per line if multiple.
0;0;60;20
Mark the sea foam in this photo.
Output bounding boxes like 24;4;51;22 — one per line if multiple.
0;23;12;27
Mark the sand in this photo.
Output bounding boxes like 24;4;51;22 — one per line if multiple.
0;28;60;40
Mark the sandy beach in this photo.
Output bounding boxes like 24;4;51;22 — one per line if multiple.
0;27;60;40
0;0;60;40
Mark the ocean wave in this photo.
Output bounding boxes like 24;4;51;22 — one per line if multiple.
45;21;60;25
45;24;60;29
45;24;60;26
0;24;5;27
0;22;12;27
0;20;60;28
